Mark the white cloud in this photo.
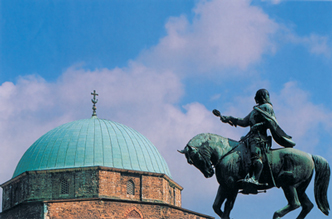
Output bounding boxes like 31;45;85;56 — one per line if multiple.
138;0;278;75
286;33;331;57
137;0;331;79
307;34;330;57
273;82;332;152
261;0;282;4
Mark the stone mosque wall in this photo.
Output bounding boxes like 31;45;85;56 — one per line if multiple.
0;166;215;219
1;166;182;211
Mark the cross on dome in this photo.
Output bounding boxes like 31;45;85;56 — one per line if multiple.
91;90;98;117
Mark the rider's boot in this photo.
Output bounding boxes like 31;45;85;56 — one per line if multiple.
239;158;264;194
251;158;263;185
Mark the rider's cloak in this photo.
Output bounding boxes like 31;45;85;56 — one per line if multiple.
254;106;296;148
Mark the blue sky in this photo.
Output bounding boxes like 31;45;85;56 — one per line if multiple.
1;0;332;218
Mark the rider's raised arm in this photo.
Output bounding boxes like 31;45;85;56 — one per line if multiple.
221;113;250;127
232;113;250;127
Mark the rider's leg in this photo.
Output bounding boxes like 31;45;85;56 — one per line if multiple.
249;143;263;183
251;157;263;182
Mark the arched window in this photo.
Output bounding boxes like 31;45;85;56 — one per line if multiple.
60;178;69;195
127;180;135;195
126;208;143;219
127;210;140;219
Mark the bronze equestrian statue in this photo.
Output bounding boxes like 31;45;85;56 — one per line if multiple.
179;89;330;219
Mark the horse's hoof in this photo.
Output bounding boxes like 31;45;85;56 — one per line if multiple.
272;213;281;219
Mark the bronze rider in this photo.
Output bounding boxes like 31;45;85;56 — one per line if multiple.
214;89;295;185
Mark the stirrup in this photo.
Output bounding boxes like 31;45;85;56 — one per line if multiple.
245;177;259;184
237;173;250;183
238;174;267;186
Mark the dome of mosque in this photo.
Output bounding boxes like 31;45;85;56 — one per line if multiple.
13;116;171;178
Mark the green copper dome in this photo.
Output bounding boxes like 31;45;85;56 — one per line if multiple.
13;116;171;178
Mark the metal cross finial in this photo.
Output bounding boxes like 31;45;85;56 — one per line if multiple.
91;90;98;116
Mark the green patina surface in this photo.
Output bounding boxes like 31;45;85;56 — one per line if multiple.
13;116;171;178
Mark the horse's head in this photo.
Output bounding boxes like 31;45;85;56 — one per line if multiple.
178;145;214;178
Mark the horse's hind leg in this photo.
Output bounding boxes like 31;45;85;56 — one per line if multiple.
296;192;313;219
273;185;301;219
296;177;314;219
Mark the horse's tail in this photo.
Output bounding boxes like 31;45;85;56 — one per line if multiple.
312;154;330;216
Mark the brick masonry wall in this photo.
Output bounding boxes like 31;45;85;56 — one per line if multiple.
99;170;121;199
174;187;181;207
45;200;214;219
1;167;183;211
0;167;212;219
141;175;163;203
0;202;44;219
2;174;30;211
119;172;141;201
98;169;182;207
29;172;53;201
2;168;101;211
74;169;99;199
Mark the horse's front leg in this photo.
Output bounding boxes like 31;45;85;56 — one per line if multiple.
213;185;238;219
213;185;226;218
223;188;238;219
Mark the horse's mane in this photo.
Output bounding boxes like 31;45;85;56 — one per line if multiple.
188;133;236;157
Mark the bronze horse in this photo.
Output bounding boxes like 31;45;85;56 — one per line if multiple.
179;133;330;219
